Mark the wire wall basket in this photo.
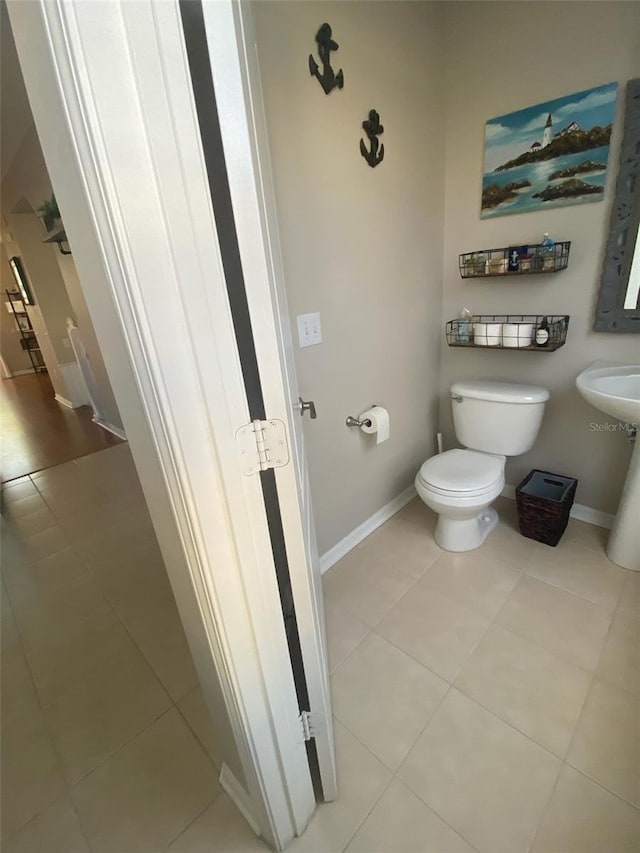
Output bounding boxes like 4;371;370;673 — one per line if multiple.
459;242;571;278
446;314;570;352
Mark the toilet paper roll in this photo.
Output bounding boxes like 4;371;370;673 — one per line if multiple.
359;406;390;444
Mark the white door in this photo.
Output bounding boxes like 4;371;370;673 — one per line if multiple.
195;0;337;800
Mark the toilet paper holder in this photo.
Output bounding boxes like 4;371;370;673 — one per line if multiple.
345;407;376;429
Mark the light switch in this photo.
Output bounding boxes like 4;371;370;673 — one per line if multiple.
297;312;322;348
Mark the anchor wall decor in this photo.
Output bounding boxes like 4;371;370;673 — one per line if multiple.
360;109;385;168
309;23;344;95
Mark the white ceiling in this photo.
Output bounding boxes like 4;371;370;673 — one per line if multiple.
1;1;35;182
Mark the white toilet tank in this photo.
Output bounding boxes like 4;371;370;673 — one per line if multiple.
451;380;549;456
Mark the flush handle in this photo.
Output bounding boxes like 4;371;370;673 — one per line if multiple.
452;394;463;403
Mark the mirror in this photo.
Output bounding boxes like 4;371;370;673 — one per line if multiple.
594;77;640;333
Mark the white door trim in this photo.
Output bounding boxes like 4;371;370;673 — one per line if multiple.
7;0;315;847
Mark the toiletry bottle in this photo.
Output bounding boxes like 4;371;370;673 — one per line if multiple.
540;233;556;271
535;316;549;347
457;307;472;343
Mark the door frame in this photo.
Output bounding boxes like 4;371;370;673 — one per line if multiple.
195;0;337;801
6;0;323;848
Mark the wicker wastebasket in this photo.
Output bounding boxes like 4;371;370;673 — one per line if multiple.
515;470;578;547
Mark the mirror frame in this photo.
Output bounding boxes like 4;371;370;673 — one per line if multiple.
594;77;640;333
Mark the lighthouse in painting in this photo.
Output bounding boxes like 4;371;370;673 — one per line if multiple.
542;113;553;148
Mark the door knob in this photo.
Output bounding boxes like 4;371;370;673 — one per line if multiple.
299;397;317;419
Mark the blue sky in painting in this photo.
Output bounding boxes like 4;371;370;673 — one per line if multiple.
484;82;618;172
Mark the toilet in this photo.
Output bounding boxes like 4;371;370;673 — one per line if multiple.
415;380;550;552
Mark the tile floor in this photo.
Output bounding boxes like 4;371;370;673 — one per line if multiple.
1;444;257;852
2;445;639;852
319;498;640;853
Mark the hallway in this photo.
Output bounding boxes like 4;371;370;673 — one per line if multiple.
1;444;263;852
1;373;122;483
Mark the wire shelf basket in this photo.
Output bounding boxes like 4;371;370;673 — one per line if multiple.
446;314;569;352
459;242;571;278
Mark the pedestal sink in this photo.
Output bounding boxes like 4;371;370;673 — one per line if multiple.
576;361;640;571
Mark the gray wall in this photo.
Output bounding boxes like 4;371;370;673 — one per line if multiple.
439;1;640;515
253;1;446;554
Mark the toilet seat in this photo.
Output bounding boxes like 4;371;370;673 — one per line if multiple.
417;449;504;497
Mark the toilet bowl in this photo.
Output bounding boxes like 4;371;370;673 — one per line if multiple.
416;380;549;552
416;449;505;551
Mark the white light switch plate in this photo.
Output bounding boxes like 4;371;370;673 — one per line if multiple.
297;312;322;348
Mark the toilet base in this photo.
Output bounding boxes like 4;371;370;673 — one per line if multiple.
434;506;499;552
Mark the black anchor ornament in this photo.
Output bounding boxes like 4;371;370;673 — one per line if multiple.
309;23;344;95
360;109;385;167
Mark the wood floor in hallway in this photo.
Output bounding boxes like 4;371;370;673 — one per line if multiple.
0;373;123;483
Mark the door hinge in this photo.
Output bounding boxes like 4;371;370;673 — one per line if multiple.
299;710;314;742
236;419;289;476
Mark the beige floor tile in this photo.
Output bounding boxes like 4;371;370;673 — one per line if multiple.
496;575;611;672
331;632;448;769
167;793;269;852
1;647;42;730
420;550;521;619
618;570;640;617
3;796;90;853
358;500;443;580
179;685;222;768
567;677;640;807
456;624;592;756
376;583;489;682
562;518;610;552
479;515;539;570
398;689;560;853
322;546;416;628
94;538;172;615
44;648;172;784
1;711;67;840
1;492;47;521
345;777;475;853
595;606;640;695
532;765;640;853
526;539;625;611
1;478;39;505
286;720;391;853
5;551;105;649
1;584;21;656
5;507;58;539
324;601;370;673
114;592;199;702
72;708;220;853
24;603;137;707
18;525;69;564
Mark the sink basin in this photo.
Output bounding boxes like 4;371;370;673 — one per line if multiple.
576;361;640;571
576;362;640;424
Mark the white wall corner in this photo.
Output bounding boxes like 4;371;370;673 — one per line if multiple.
320;484;417;574
500;485;614;530
218;763;261;837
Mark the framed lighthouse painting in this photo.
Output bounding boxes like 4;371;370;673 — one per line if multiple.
481;82;618;218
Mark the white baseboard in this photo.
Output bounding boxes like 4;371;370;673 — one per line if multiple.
500;485;614;530
11;368;37;377
320;484;417;574
93;418;126;440
218;763;260;836
54;394;74;408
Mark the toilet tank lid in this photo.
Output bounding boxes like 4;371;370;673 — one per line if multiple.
451;380;550;404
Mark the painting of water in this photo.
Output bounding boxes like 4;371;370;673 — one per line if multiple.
481;83;618;218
